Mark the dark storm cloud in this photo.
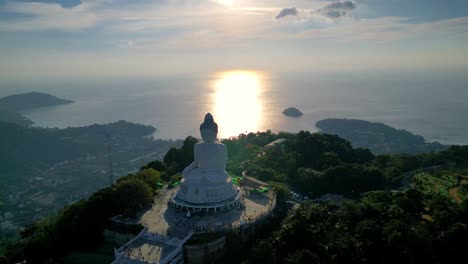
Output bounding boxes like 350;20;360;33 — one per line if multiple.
276;7;298;20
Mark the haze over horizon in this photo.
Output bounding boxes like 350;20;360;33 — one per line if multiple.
1;0;468;80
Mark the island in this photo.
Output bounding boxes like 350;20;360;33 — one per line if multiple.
282;107;303;117
0;92;73;111
316;118;448;155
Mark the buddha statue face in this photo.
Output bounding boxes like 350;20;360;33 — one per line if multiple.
200;113;218;143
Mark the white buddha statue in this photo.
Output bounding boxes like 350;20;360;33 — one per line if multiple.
176;113;238;204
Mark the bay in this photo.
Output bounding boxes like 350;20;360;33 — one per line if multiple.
1;70;467;145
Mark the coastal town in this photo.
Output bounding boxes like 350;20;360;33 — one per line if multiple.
0;132;181;244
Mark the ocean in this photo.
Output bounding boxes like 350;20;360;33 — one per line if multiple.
1;70;467;145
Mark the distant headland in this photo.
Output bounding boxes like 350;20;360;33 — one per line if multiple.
0;92;73;111
316;118;449;155
0;92;73;126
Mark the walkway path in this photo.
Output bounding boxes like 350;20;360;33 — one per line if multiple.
449;187;462;204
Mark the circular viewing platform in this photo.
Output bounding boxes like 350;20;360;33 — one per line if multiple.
138;184;276;238
170;188;242;213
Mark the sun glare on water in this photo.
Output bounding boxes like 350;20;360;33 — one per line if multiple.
212;71;264;139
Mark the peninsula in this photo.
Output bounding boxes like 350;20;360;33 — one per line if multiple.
316;118;448;155
0;92;73;111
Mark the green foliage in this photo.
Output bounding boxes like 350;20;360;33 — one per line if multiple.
113;180;153;216
140;160;166;172
163;136;198;175
4;130;467;264
247;189;467;263
3;173;156;263
133;168;161;190
169;174;182;184
221;135;468;264
299;164;385;196
242;131;389;197
267;181;290;199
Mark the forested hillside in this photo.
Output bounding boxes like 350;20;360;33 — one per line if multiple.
1;131;467;264
316;118;448;154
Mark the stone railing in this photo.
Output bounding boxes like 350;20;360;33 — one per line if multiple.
113;228;193;264
189;190;277;234
141;231;182;247
158;232;193;264
113;228;148;264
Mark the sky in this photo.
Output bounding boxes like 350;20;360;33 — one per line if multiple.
0;0;467;79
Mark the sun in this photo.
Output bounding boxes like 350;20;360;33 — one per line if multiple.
212;71;263;138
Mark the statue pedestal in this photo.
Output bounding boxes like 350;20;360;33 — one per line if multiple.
171;188;242;213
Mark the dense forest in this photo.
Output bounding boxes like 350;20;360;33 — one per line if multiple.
237;189;467;264
1;131;467;263
221;131;468;263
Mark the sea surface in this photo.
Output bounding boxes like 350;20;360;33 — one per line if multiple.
1;70;467;145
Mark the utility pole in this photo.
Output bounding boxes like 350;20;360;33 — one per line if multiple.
106;133;114;185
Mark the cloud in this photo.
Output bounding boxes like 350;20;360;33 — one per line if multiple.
295;16;468;42
358;0;468;22
326;1;356;10
15;0;82;9
275;7;298;20
0;1;97;31
317;1;356;19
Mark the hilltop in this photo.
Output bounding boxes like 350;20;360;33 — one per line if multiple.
1;130;467;264
316;118;448;155
0;92;73;111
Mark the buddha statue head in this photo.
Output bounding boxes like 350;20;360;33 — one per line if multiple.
200;113;218;143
